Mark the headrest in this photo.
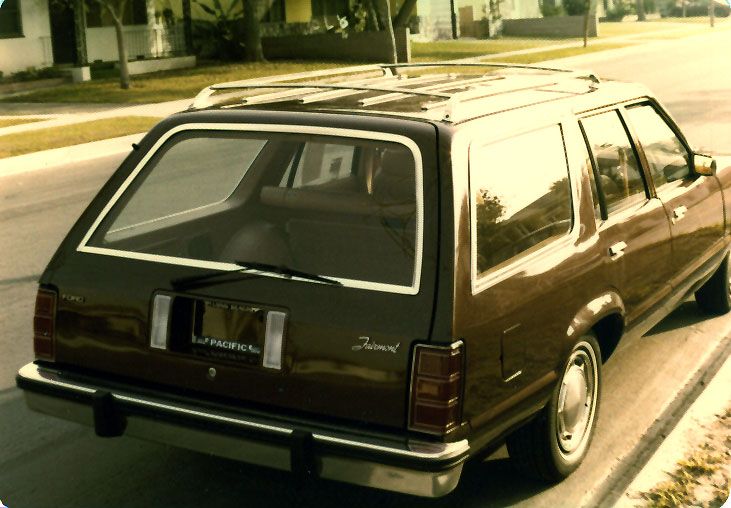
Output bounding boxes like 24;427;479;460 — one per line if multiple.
372;149;416;205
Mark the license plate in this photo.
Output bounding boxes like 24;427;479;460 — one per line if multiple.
190;300;264;363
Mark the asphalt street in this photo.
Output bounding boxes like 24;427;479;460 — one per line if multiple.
1;29;731;507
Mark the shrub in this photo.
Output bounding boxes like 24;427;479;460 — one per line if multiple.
605;3;628;20
563;0;589;15
541;1;566;16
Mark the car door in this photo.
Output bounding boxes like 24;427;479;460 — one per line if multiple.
580;109;674;325
623;102;725;285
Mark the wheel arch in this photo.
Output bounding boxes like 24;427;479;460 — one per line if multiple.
566;291;626;364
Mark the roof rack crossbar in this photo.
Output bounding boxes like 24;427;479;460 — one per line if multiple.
358;74;505;107
380;62;600;83
419;71;598;120
298;74;449;105
204;83;453;102
190;63;390;109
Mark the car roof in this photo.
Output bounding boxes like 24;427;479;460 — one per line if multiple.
188;62;652;125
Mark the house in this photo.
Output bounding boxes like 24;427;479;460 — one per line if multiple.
0;0;54;75
0;0;193;77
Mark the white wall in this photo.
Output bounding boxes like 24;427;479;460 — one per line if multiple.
86;25;150;62
0;0;53;75
86;24;184;62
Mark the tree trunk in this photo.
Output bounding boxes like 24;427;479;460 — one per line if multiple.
682;0;686;17
244;0;265;62
393;0;417;27
377;0;397;63
709;0;715;26
636;0;646;21
105;1;130;89
364;0;381;30
583;0;590;47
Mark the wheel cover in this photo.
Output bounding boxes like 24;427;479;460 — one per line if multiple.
556;344;598;458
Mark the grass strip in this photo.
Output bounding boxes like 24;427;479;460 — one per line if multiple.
0;118;46;128
0;116;161;159
485;42;631;64
1;61;349;105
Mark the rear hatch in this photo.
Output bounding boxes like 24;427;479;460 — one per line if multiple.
42;112;441;431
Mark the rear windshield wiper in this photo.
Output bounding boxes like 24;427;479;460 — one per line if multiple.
233;260;342;286
170;260;341;291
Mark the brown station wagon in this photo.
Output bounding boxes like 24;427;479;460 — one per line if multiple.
16;62;731;497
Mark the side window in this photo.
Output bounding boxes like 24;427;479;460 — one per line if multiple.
281;142;357;190
626;104;690;188
581;111;647;214
471;125;573;276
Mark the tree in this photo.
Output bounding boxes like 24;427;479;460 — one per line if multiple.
376;0;397;63
636;0;646;21
90;0;132;88
243;0;265;61
582;0;590;47
393;0;417;27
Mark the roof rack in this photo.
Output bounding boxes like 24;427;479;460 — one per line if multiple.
189;61;600;122
379;62;599;82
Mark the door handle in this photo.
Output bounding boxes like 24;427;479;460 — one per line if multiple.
672;205;688;223
608;241;627;260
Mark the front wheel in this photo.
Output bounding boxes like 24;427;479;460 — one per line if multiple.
695;253;731;315
506;334;602;482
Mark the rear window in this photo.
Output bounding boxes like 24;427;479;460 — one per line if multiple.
82;127;423;293
470;125;573;277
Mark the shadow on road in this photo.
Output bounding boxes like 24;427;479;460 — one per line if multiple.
644;300;709;337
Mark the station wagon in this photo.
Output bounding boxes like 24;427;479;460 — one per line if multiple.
17;62;731;497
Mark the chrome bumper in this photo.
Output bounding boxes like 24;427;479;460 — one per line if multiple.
16;363;469;497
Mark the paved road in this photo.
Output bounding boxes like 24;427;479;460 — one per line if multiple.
2;30;731;507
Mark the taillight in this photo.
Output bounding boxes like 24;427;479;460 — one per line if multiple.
33;288;56;360
409;341;464;435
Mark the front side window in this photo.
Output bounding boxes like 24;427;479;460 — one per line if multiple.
581;111;647;214
85;129;421;291
0;0;22;38
626;104;690;188
471;125;573;277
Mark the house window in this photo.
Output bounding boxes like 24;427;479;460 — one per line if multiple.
262;0;286;22
312;0;349;17
0;0;23;38
86;0;147;28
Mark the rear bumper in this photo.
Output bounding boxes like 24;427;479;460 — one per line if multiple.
16;362;469;497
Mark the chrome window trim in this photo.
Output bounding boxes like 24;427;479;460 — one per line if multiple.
77;123;425;295
469;120;582;296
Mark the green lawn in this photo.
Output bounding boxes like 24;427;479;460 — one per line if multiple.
485;42;631;63
0;116;161;158
1;61;351;105
412;36;577;61
0;117;45;128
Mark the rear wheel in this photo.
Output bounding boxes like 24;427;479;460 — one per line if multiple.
506;334;601;482
695;253;731;315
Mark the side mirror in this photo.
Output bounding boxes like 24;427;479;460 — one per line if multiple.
693;153;717;176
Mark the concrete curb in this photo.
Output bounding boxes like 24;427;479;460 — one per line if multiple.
588;336;731;506
0;133;143;178
613;352;731;507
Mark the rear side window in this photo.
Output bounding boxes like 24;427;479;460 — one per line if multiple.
581;111;647;214
471;125;573;277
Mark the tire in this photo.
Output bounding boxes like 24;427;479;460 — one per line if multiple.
506;334;602;483
695;253;731;315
